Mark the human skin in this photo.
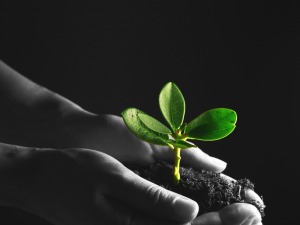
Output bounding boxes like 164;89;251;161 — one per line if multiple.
0;143;198;225
0;60;263;225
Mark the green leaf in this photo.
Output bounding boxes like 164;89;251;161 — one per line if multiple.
186;108;237;141
159;82;186;132
167;139;197;149
138;113;172;134
121;108;170;145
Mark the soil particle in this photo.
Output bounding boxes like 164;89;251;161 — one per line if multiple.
126;161;265;217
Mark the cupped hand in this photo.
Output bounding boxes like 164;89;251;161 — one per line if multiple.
8;145;263;225
0;60;263;225
192;174;264;225
57;112;264;225
14;146;199;225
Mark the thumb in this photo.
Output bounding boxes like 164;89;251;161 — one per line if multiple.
152;145;227;173
192;203;262;225
111;169;199;223
219;203;262;225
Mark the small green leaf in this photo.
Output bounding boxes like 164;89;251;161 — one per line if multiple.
138;113;172;134
186;108;237;141
121;108;170;145
167;139;197;149
159;82;186;131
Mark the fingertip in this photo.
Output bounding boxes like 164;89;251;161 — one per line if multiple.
245;189;264;205
152;145;227;173
209;156;227;172
173;197;199;222
218;203;262;225
179;147;227;173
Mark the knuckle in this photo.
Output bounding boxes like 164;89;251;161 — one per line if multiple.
145;184;169;206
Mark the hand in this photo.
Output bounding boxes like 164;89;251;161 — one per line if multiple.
193;174;264;225
1;143;263;225
55;112;264;225
4;145;199;225
58;112;228;170
0;60;264;224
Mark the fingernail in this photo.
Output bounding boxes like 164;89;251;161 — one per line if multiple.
210;157;227;168
174;197;199;222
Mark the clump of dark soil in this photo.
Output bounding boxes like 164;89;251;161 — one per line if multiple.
126;161;265;217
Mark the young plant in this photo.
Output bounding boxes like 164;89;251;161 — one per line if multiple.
121;82;237;184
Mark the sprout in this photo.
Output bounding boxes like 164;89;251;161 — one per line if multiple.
122;82;237;184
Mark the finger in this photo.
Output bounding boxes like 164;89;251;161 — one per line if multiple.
219;203;262;225
192;203;262;225
151;145;227;173
95;194;191;225
244;189;264;205
108;169;199;223
220;174;264;205
220;173;265;219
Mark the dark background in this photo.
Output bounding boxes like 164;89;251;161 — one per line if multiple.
0;1;298;224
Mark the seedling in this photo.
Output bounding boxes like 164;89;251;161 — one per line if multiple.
121;82;237;184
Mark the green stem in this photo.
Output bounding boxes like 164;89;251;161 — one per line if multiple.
173;147;181;184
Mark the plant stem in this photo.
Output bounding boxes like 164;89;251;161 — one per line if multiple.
173;147;181;184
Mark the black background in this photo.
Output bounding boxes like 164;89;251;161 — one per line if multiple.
0;1;298;224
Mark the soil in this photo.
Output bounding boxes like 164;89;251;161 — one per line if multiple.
125;161;266;217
